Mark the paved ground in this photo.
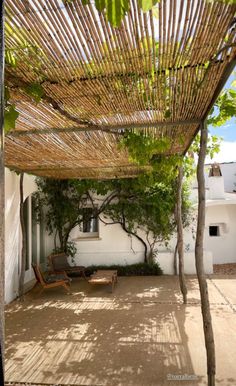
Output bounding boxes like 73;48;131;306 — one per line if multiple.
5;275;236;386
214;263;236;275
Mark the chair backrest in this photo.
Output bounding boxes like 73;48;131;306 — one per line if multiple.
32;264;46;285
48;253;70;271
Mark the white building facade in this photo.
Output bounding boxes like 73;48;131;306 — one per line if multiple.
4;162;236;303
204;163;236;265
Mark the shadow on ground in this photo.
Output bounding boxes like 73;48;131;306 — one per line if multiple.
5;275;236;386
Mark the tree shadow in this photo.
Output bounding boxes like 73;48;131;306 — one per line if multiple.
5;276;236;385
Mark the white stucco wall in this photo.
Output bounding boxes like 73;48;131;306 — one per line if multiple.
219;163;236;193
208;176;225;199
5;169;37;304
69;216;212;274
205;203;236;264
155;251;213;275
68;212;199;273
204;162;236;193
7;165;236;303
70;217;147;267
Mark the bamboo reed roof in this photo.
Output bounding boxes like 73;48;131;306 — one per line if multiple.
4;0;236;179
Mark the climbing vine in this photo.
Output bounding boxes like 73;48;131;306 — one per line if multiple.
4;0;236;132
4;87;19;134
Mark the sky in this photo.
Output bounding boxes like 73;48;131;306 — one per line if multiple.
207;72;236;164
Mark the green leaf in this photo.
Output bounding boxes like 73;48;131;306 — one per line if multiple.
164;109;171;119
25;83;44;104
91;0;130;27
96;94;102;105
5;49;17;68
4;105;19;133
231;79;236;88
152;5;159;19
138;0;160;12
107;0;126;27
72;0;161;24
5;87;10;103
178;135;185;146
95;0;106;12
207;87;236;127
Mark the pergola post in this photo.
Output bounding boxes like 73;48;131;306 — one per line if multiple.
195;121;215;386
0;0;5;383
176;165;187;304
19;173;26;300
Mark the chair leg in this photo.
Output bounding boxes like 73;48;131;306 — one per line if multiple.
81;270;87;281
63;283;71;294
38;286;44;297
111;279;115;293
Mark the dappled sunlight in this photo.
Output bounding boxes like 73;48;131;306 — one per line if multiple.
136;286;162;299
5;276;196;385
47;323;92;342
119;311;181;344
5;275;236;385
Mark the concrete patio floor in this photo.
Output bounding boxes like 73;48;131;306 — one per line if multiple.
5;275;236;386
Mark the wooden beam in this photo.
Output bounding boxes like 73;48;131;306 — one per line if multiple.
0;0;5;382
8;164;149;172
195;121;215;385
8;119;201;137
202;56;236;123
7;164;149;179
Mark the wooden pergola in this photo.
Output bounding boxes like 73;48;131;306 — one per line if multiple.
3;0;236;179
1;1;236;385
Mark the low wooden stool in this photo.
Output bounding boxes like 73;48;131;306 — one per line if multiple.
88;270;118;292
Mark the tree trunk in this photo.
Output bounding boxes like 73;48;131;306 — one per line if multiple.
0;1;5;381
173;205;178;275
19;173;26;300
173;241;178;275
58;228;64;251
176;166;187;304
122;224;148;263
196;121;215;385
121;212;148;263
147;248;154;264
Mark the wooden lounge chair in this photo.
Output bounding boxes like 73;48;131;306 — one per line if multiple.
88;270;118;292
48;253;87;279
32;264;71;294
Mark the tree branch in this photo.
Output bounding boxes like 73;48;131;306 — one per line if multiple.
196;42;236;90
6;72;92;127
98;216;122;226
121;210;148;263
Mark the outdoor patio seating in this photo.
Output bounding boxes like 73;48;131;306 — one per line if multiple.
88;270;118;292
48;253;87;279
32;264;71;294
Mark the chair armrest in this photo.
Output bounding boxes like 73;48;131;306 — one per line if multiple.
48;269;67;275
47;271;71;281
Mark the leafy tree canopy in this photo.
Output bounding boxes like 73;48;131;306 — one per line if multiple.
207;88;236;127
